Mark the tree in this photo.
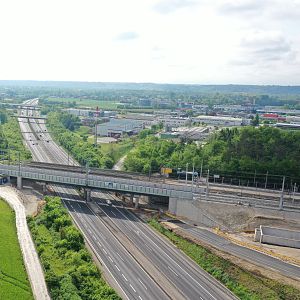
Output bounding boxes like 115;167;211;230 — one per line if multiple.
251;114;259;126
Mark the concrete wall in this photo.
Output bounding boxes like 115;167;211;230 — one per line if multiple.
262;234;300;249
256;226;300;249
262;226;300;240
168;198;300;232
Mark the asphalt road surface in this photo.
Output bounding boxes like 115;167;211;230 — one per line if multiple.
18;103;237;299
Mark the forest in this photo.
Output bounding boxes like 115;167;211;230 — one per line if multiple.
0;110;31;162
124;127;300;187
47;112;114;168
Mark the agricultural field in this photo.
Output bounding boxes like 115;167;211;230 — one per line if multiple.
44;97;120;110
0;199;33;300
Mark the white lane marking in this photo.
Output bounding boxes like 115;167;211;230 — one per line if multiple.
108;256;113;263
168;266;179;277
122;274;128;281
70;204;74;209
97;241;102;247
92;235;96;240
139;296;143;300
114;206;218;300
138;278;147;290
115;264;120;272
144;243;153;252
87;229;92;234
116;252;124;261
111;211;116;217
130;284;136;293
103;249;107;254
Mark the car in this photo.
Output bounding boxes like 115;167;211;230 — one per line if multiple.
106;200;112;206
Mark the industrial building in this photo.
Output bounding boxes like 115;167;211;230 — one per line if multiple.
158;116;191;128
96;118;145;137
192;115;247;126
64;108;97;117
160;127;210;141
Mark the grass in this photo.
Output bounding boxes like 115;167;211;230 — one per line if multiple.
28;196;120;299
0;199;33;300
149;218;300;300
98;139;134;162
45;97;120;110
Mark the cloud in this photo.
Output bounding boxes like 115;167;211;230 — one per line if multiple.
230;30;296;67
115;31;139;41
267;0;300;20
153;0;196;14
218;0;267;15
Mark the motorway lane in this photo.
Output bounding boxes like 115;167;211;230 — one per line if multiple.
179;226;300;280
18;105;172;299
92;191;237;300
94;191;300;281
62;197;169;300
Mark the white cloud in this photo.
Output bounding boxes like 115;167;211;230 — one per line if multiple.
153;0;197;14
0;0;299;84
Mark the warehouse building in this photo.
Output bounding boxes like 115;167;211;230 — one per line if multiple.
192;115;248;126
96;118;144;137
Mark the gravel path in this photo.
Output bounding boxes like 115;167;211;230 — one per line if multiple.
0;186;50;300
112;154;127;170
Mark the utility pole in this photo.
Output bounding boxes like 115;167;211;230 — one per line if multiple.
192;163;195;190
279;176;285;209
94;106;99;147
185;163;189;185
292;183;297;205
264;171;268;189
200;159;203;180
206;169;210;199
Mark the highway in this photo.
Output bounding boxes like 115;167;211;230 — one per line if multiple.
170;222;300;280
17;102;238;299
91;190;236;300
18;107;169;300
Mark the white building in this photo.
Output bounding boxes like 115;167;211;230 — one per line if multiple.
64;108;97;117
96;118;145;136
192;115;245;126
158;116;191;128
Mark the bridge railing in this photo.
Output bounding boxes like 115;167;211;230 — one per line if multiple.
0;164;196;199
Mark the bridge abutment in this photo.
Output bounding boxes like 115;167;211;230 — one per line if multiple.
168;197;178;214
17;176;23;189
84;188;91;202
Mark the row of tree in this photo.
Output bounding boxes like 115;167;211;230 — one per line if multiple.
47;112;114;168
0;111;31;162
124;126;300;186
28;196;120;300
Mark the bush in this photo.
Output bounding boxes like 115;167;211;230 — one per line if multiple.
29;196;120;300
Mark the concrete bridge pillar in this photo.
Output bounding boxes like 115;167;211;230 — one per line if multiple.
168;197;178;214
130;194;134;206
42;183;47;194
85;188;91;202
134;196;139;209
17;176;23;189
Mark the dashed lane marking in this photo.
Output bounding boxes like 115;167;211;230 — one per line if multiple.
130;284;136;293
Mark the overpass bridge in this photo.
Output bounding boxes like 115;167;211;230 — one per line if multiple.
0;162;196;202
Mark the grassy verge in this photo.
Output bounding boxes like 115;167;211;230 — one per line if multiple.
149;218;300;300
27;196;120;300
0;199;33;300
0;116;32;162
96;139;134;163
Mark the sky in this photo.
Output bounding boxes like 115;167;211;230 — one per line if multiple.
1;0;300;85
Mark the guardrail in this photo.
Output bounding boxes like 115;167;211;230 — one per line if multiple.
0;164;195;199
